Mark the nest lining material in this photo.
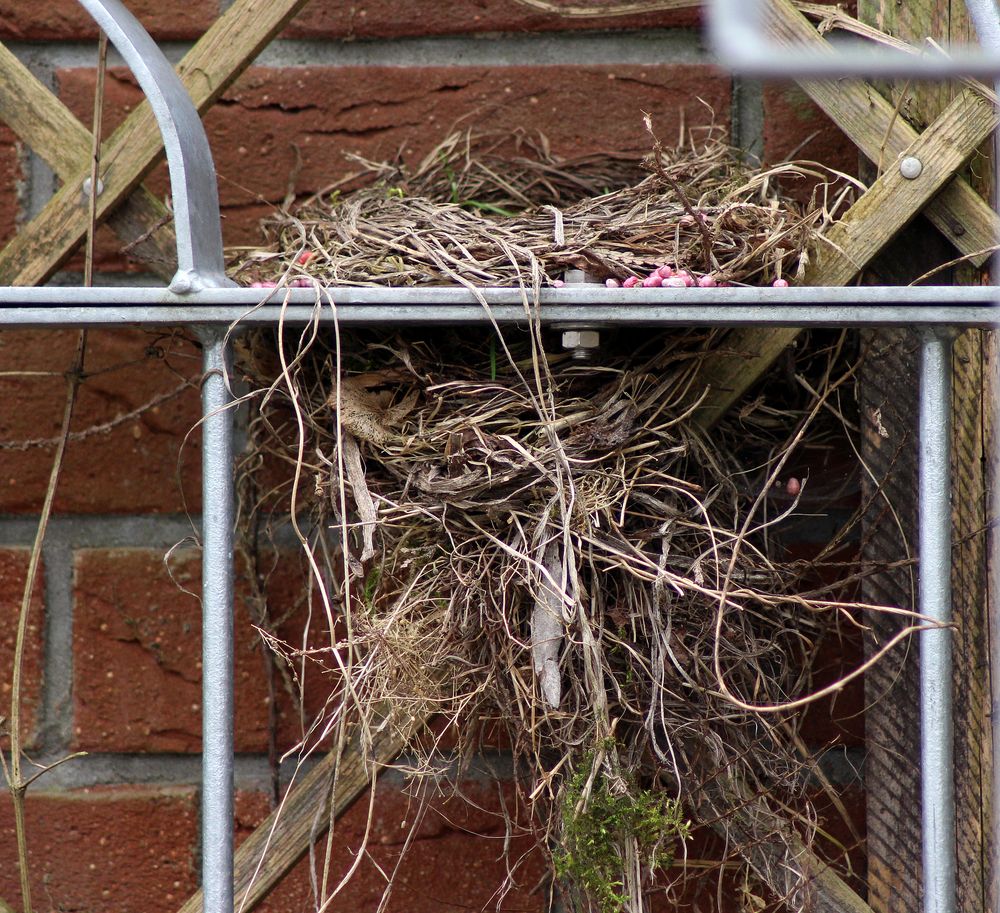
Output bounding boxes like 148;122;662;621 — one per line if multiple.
230;126;855;290
232;131;914;913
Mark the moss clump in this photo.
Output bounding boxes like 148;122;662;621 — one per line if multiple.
555;750;690;913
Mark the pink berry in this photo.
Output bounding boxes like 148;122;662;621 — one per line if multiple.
622;276;639;288
674;270;694;287
296;250;314;265
605;278;621;288
773;278;789;288
663;277;687;288
786;477;801;496
656;265;673;279
293;278;312;287
697;275;717;288
642;275;663;288
552;279;565;287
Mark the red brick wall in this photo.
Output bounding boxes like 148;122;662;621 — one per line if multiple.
0;4;860;913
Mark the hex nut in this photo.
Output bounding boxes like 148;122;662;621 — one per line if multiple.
562;330;600;349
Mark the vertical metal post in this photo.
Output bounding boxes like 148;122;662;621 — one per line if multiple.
919;328;957;913
200;329;235;913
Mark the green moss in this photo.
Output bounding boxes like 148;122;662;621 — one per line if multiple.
555;748;690;913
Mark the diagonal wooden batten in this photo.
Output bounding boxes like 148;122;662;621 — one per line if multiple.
175;708;424;913
768;0;999;266
692;85;999;429
691;0;1000;430
0;0;311;286
0;41;177;279
172;702;877;913
0;42;90;177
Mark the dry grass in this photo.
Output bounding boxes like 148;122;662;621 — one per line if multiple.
229;130;917;913
230;126;855;290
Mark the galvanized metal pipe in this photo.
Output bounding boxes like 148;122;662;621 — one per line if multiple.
74;0;231;290
3;283;1000;308
3;287;1000;330
199;330;235;913
919;329;957;913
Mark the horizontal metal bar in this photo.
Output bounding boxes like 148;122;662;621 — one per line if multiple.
0;285;996;328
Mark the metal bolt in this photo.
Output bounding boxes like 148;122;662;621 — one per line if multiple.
900;156;923;180
562;328;601;362
81;176;105;200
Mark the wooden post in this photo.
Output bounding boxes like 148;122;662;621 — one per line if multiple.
856;4;995;913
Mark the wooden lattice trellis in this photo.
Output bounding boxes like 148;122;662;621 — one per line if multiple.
0;2;994;912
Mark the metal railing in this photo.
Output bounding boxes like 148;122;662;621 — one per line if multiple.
0;3;995;913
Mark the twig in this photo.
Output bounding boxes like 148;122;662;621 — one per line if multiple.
5;33;106;913
0;378;195;451
643;114;716;270
84;34;109;288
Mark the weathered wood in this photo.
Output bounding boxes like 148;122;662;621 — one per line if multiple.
855;5;995;913
691;0;1000;429
0;42;89;177
692;85;998;428
805;89;997;284
0;41;178;279
767;0;998;264
0;0;311;286
180;700;876;913
176;708;424;913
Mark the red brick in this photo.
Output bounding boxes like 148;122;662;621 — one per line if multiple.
285;0;699;39
0;550;44;751
0;329;202;514
57;64;731;266
0;787;197;913
0;1;216;40
286;0;853;40
72;548;334;753
237;778;547;913
763;83;858;176
0;125;19;248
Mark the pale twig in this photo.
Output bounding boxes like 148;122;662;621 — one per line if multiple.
6;33;106;913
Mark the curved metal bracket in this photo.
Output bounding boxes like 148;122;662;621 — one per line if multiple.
77;0;234;291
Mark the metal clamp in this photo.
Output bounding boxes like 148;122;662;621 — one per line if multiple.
76;0;233;291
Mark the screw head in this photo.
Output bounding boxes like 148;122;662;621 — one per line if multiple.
81;176;105;199
900;156;923;180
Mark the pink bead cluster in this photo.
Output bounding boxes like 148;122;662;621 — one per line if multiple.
551;266;791;289
249;279;313;288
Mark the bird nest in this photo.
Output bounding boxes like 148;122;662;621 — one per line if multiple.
230;123;856;289
229;130;912;913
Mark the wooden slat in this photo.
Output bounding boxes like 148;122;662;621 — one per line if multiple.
854;5;995;913
176;708;424;913
691;0;1000;429
0;42;89;177
767;0;998;264
0;0;311;286
802;90;997;284
692;85;998;428
0;41;178;279
176;702;876;913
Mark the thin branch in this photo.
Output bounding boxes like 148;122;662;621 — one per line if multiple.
6;33;107;913
643;114;717;270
